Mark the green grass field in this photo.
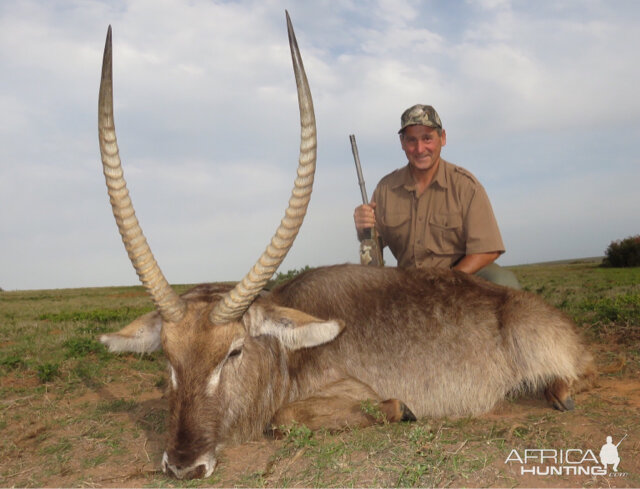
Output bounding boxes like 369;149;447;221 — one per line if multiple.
1;260;638;487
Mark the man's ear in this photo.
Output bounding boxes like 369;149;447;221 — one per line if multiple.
243;303;345;351
399;132;406;150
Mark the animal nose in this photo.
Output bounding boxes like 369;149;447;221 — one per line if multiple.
162;451;216;479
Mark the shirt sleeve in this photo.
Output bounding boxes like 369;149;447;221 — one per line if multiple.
464;184;505;255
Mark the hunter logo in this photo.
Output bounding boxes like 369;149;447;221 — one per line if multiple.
505;435;629;477
600;434;626;472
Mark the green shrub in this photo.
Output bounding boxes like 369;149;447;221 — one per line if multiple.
0;355;25;370
270;266;312;287
577;294;640;324
63;337;105;358
37;363;60;383
603;235;640;267
282;423;317;449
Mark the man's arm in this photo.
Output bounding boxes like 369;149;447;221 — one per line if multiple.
452;251;501;274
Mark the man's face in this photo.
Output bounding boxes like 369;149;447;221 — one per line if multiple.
400;125;447;173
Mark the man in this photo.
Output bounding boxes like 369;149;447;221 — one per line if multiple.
599;436;622;472
353;104;521;289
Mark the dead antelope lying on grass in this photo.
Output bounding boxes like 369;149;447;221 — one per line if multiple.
98;14;595;480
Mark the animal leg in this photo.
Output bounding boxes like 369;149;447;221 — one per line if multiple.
544;378;575;411
269;377;415;434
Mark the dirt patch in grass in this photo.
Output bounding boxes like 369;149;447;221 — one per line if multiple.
0;371;40;389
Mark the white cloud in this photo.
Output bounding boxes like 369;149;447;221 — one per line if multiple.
1;0;638;290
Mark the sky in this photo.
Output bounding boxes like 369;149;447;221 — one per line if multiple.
1;0;639;291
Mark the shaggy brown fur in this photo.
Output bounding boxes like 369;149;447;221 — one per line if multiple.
268;264;595;419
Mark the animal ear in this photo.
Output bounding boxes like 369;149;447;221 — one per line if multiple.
244;303;345;351
99;310;163;353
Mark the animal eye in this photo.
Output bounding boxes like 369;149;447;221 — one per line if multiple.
228;347;242;358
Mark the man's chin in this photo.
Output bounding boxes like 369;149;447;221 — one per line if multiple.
410;159;436;171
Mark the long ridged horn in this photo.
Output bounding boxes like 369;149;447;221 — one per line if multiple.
210;11;317;324
98;26;186;323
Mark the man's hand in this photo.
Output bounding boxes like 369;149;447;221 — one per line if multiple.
354;202;377;240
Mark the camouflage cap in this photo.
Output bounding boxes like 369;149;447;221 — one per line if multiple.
398;104;442;133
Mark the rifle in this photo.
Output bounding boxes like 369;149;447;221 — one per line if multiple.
616;434;627;447
349;134;383;266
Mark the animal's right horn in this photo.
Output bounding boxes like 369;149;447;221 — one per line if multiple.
98;26;186;324
210;11;316;324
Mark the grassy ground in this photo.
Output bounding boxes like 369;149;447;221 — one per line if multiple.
1;260;638;487
514;259;640;365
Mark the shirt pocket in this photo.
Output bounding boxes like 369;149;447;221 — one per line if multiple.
428;213;464;254
381;212;411;258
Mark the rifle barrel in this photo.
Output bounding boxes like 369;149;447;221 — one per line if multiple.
349;134;369;205
616;434;628;447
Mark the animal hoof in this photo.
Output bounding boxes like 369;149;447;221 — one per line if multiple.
553;396;575;412
400;403;417;422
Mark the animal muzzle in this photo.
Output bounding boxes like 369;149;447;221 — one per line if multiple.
162;451;217;479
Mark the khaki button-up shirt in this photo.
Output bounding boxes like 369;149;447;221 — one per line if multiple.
372;160;505;269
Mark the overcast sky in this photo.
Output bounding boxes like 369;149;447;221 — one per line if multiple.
1;0;639;291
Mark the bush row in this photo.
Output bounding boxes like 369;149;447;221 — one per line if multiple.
603;235;640;268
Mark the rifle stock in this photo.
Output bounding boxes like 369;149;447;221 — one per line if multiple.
349;134;383;267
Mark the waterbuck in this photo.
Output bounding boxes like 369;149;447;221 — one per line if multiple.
98;14;595;480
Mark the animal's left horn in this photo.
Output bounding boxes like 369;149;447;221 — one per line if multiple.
98;26;186;323
210;11;316;324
